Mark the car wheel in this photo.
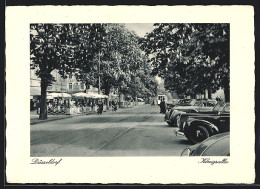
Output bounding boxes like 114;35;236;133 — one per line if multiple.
188;126;209;144
184;131;191;141
167;121;174;127
174;115;181;127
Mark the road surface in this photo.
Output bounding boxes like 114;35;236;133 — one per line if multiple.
31;105;192;156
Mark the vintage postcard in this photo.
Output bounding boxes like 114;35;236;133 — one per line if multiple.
6;6;255;184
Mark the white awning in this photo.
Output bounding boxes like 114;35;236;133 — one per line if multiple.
47;92;71;98
72;92;92;98
86;92;109;99
71;92;109;99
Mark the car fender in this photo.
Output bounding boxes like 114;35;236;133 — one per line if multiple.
187;119;219;135
186;109;198;113
170;110;185;122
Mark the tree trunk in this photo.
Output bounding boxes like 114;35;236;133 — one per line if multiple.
119;92;121;108
208;89;212;99
39;82;48;120
223;80;230;102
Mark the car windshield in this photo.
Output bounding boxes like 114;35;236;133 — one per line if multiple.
194;101;203;106
222;103;230;113
212;101;225;112
177;99;196;106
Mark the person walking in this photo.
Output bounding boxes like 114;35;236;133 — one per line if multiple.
151;99;155;106
112;100;117;112
97;100;103;115
160;99;166;114
36;100;40;115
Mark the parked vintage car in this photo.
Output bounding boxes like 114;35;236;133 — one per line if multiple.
175;102;230;144
164;99;197;126
165;99;217;127
181;132;230;156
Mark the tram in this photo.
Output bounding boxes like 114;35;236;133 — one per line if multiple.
157;94;167;105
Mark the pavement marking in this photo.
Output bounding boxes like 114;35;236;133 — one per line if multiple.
86;111;157;156
31;106;163;156
87;127;135;157
31;114;140;145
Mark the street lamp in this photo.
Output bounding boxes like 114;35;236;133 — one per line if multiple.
98;51;101;94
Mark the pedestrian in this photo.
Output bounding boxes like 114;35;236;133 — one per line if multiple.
97;100;103;115
30;99;34;111
151;99;155;106
112;100;117;112
36;100;40;115
160;99;166;114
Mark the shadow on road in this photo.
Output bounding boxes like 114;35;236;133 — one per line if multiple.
177;139;192;145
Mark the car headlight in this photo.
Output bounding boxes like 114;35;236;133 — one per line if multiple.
171;110;177;117
181;148;191;156
180;121;186;130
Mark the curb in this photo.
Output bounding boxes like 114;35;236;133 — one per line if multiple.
30;105;143;125
30;112;96;125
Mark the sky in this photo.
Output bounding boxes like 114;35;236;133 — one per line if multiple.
124;23;162;84
124;23;154;37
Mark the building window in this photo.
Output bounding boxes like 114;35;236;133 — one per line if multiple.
69;74;72;79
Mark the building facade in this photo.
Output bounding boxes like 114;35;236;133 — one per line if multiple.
30;69;87;96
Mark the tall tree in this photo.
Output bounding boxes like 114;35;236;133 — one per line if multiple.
72;24;107;91
30;24;79;119
141;23;230;101
31;23;160;120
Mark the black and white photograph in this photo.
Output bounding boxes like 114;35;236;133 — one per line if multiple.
6;6;255;184
29;23;230;157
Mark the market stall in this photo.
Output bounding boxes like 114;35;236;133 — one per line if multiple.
47;92;71;115
87;92;109;111
30;87;41;111
70;92;93;114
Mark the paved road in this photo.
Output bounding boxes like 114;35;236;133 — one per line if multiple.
30;105;192;157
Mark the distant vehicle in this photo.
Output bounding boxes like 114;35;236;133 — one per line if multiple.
175;102;230;144
165;99;217;127
137;98;144;102
181;132;230;156
164;99;197;127
165;99;182;109
157;94;167;105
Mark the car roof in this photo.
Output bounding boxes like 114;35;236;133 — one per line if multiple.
190;132;230;156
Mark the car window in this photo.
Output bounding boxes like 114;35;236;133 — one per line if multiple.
207;102;215;107
212;102;225;112
190;99;197;105
194;101;203;106
223;104;230;113
180;99;191;105
202;137;230;156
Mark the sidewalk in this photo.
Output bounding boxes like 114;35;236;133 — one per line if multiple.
30;105;137;125
30;111;95;125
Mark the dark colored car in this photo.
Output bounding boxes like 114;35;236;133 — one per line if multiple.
175;102;230;144
181;132;230;156
165;99;182;109
165;99;217;127
164;99;197;126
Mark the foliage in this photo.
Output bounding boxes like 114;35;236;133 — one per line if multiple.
140;23;229;101
31;23;159;119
